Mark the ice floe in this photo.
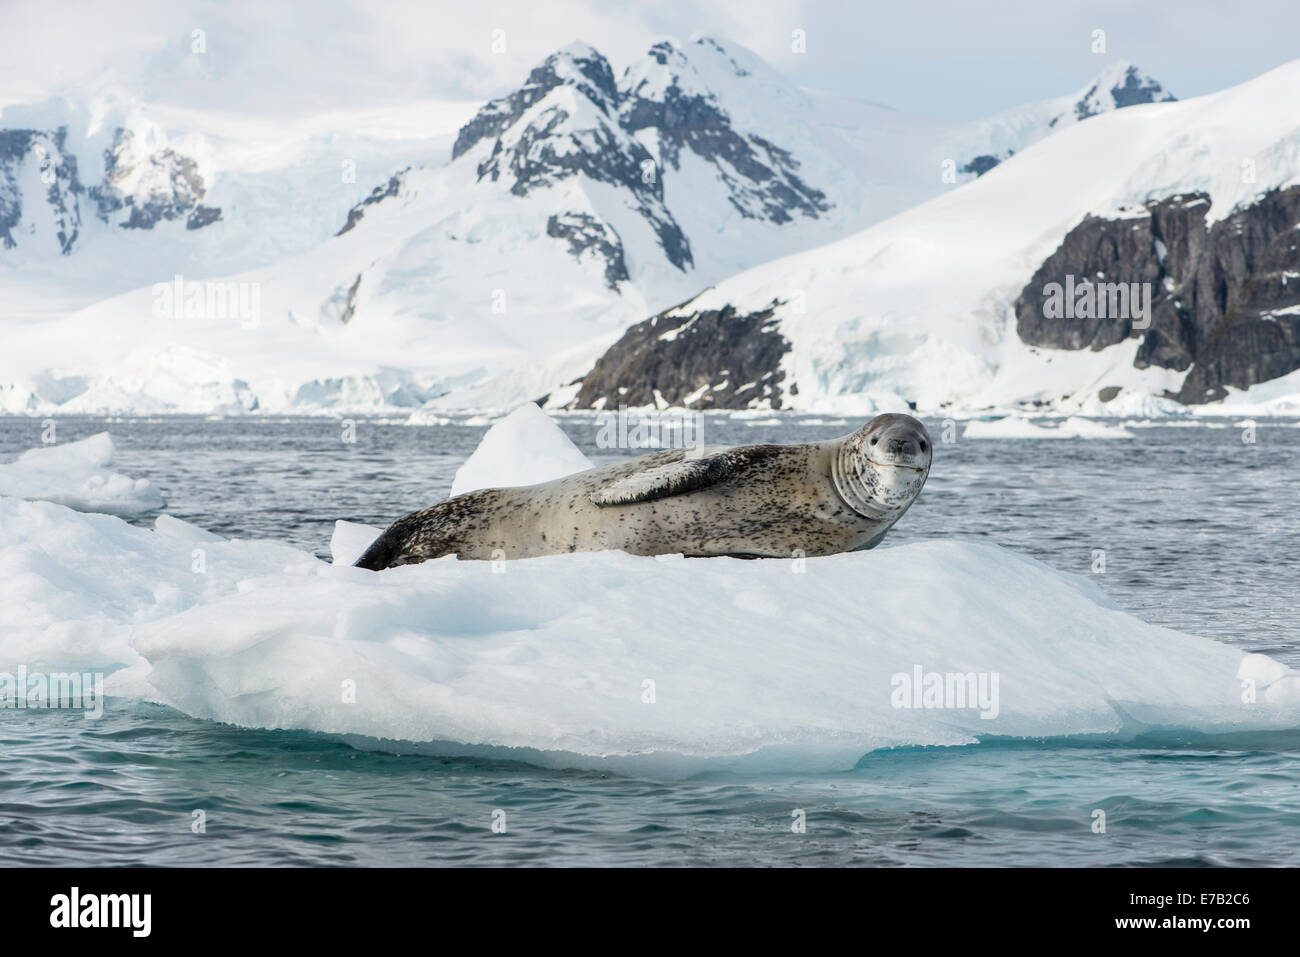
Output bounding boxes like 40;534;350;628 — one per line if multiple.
2;410;1295;775
0;432;165;516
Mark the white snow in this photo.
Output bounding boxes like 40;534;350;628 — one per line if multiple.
1197;368;1300;416
449;403;593;495
0;432;165;516
1;413;1297;775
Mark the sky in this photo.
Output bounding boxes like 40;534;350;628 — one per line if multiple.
2;0;1297;119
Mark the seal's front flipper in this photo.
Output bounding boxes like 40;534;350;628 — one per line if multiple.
590;446;777;507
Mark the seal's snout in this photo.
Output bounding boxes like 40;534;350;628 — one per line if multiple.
862;413;932;469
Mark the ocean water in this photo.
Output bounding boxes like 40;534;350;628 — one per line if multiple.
1;413;1298;867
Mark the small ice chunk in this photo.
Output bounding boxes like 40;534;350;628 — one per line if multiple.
450;403;593;496
331;520;384;565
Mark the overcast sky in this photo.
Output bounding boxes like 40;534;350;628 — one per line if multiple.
3;0;1296;119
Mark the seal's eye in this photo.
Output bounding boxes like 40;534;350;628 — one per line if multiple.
869;436;878;446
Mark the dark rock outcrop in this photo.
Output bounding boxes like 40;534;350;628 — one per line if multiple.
573;300;789;410
1050;64;1176;129
546;212;629;289
452;44;619;160
340;273;362;324
336;169;407;236
960;153;1006;177
90;128;218;232
1075;65;1176;120
186;205;221;230
1015;186;1300;403
0;128;83;253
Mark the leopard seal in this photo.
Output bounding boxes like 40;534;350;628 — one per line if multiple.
354;412;931;569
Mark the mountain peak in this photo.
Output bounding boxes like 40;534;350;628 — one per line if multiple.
451;42;618;161
542;41;618;101
1072;61;1175;121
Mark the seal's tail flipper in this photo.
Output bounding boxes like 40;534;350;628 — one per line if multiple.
352;504;465;569
353;526;405;570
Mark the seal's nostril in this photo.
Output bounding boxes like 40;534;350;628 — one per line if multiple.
919;440;927;452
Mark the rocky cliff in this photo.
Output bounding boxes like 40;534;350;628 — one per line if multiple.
1015;186;1300;403
573;301;789;410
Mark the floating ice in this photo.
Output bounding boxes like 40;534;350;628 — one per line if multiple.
2;412;1295;776
449;403;593;496
123;537;1300;774
964;416;1134;439
0;497;308;672
1077;391;1188;418
0;432;165;516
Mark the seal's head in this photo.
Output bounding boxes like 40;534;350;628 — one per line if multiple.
832;413;932;519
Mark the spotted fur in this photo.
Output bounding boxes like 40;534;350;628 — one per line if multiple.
354;413;931;569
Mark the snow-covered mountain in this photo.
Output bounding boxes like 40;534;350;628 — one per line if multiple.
571;60;1300;415
944;61;1177;178
0;37;1188;414
0;99;219;258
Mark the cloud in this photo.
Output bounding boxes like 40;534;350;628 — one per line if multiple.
2;0;1296;120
